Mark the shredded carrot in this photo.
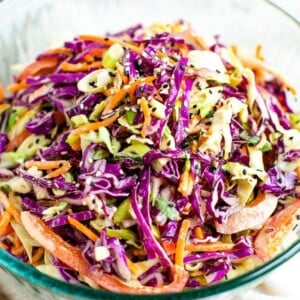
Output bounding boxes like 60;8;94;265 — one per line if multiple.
83;48;106;62
178;171;194;197
116;63;129;84
255;44;264;61
46;161;71;179
78;35;143;54
0;103;10;111
185;242;235;253
241;145;248;156
7;80;27;94
17;56;59;81
0;83;5;101
194;35;208;49
13;232;21;248
70;139;81;151
5;128;31;151
24;160;71;179
61;61;102;72
194;226;204;240
67;216;98;242
0;191;21;223
296;166;300;179
25;160;64;170
45;47;73;56
71;112;119;136
175;219;190;267
11;245;25;256
31;247;44;265
126;257;139;276
161;240;176;256
0;225;13;237
102;76;155;115
0;211;11;235
140;97;151;138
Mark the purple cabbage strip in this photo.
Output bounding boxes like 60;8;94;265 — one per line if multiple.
261;166;297;196
45;210;95;228
175;77;193;145
0;133;8;154
130;186;172;267
25;111;54;135
156;57;188;144
138;166;151;226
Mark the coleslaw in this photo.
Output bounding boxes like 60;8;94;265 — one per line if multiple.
0;21;299;293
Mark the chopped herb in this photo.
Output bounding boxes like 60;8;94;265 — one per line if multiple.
242;169;247;175
156;195;180;221
239;131;260;146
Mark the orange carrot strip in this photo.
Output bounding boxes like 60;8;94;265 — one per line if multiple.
61;61;102;73
78;35;143;54
0;211;11;235
25;160;65;170
178;171;194;197
140;98;151;138
0;191;21;223
0;103;10;111
126;257;139;276
185;242;235;252
255;44;264;61
83;48;106;62
45;48;73;56
46;162;71;179
31;247;44;265
194;226;204;240
7;80;27;94
25;160;71;178
0;83;5;101
67;216;98;242
175;219;190;267
296;166;300;179
11;245;25;256
161;240;176;256
0;225;13;238
102;76;155;115
70;139;81;151
17;56;59;81
71;112;119;136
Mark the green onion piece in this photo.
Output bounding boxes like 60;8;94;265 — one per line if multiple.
107;228;137;241
71;114;89;127
102;43;125;69
156;195;180;221
260;142;272;153
125;110;136;125
113;198;131;223
17;135;50;159
122;141;150;156
289;113;300;130
0;152;26;168
239;131;260;146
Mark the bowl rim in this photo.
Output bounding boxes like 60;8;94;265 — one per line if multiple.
0;241;299;299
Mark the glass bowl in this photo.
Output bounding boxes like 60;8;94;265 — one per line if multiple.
0;0;299;299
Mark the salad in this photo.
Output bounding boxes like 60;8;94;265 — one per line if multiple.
0;21;299;294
